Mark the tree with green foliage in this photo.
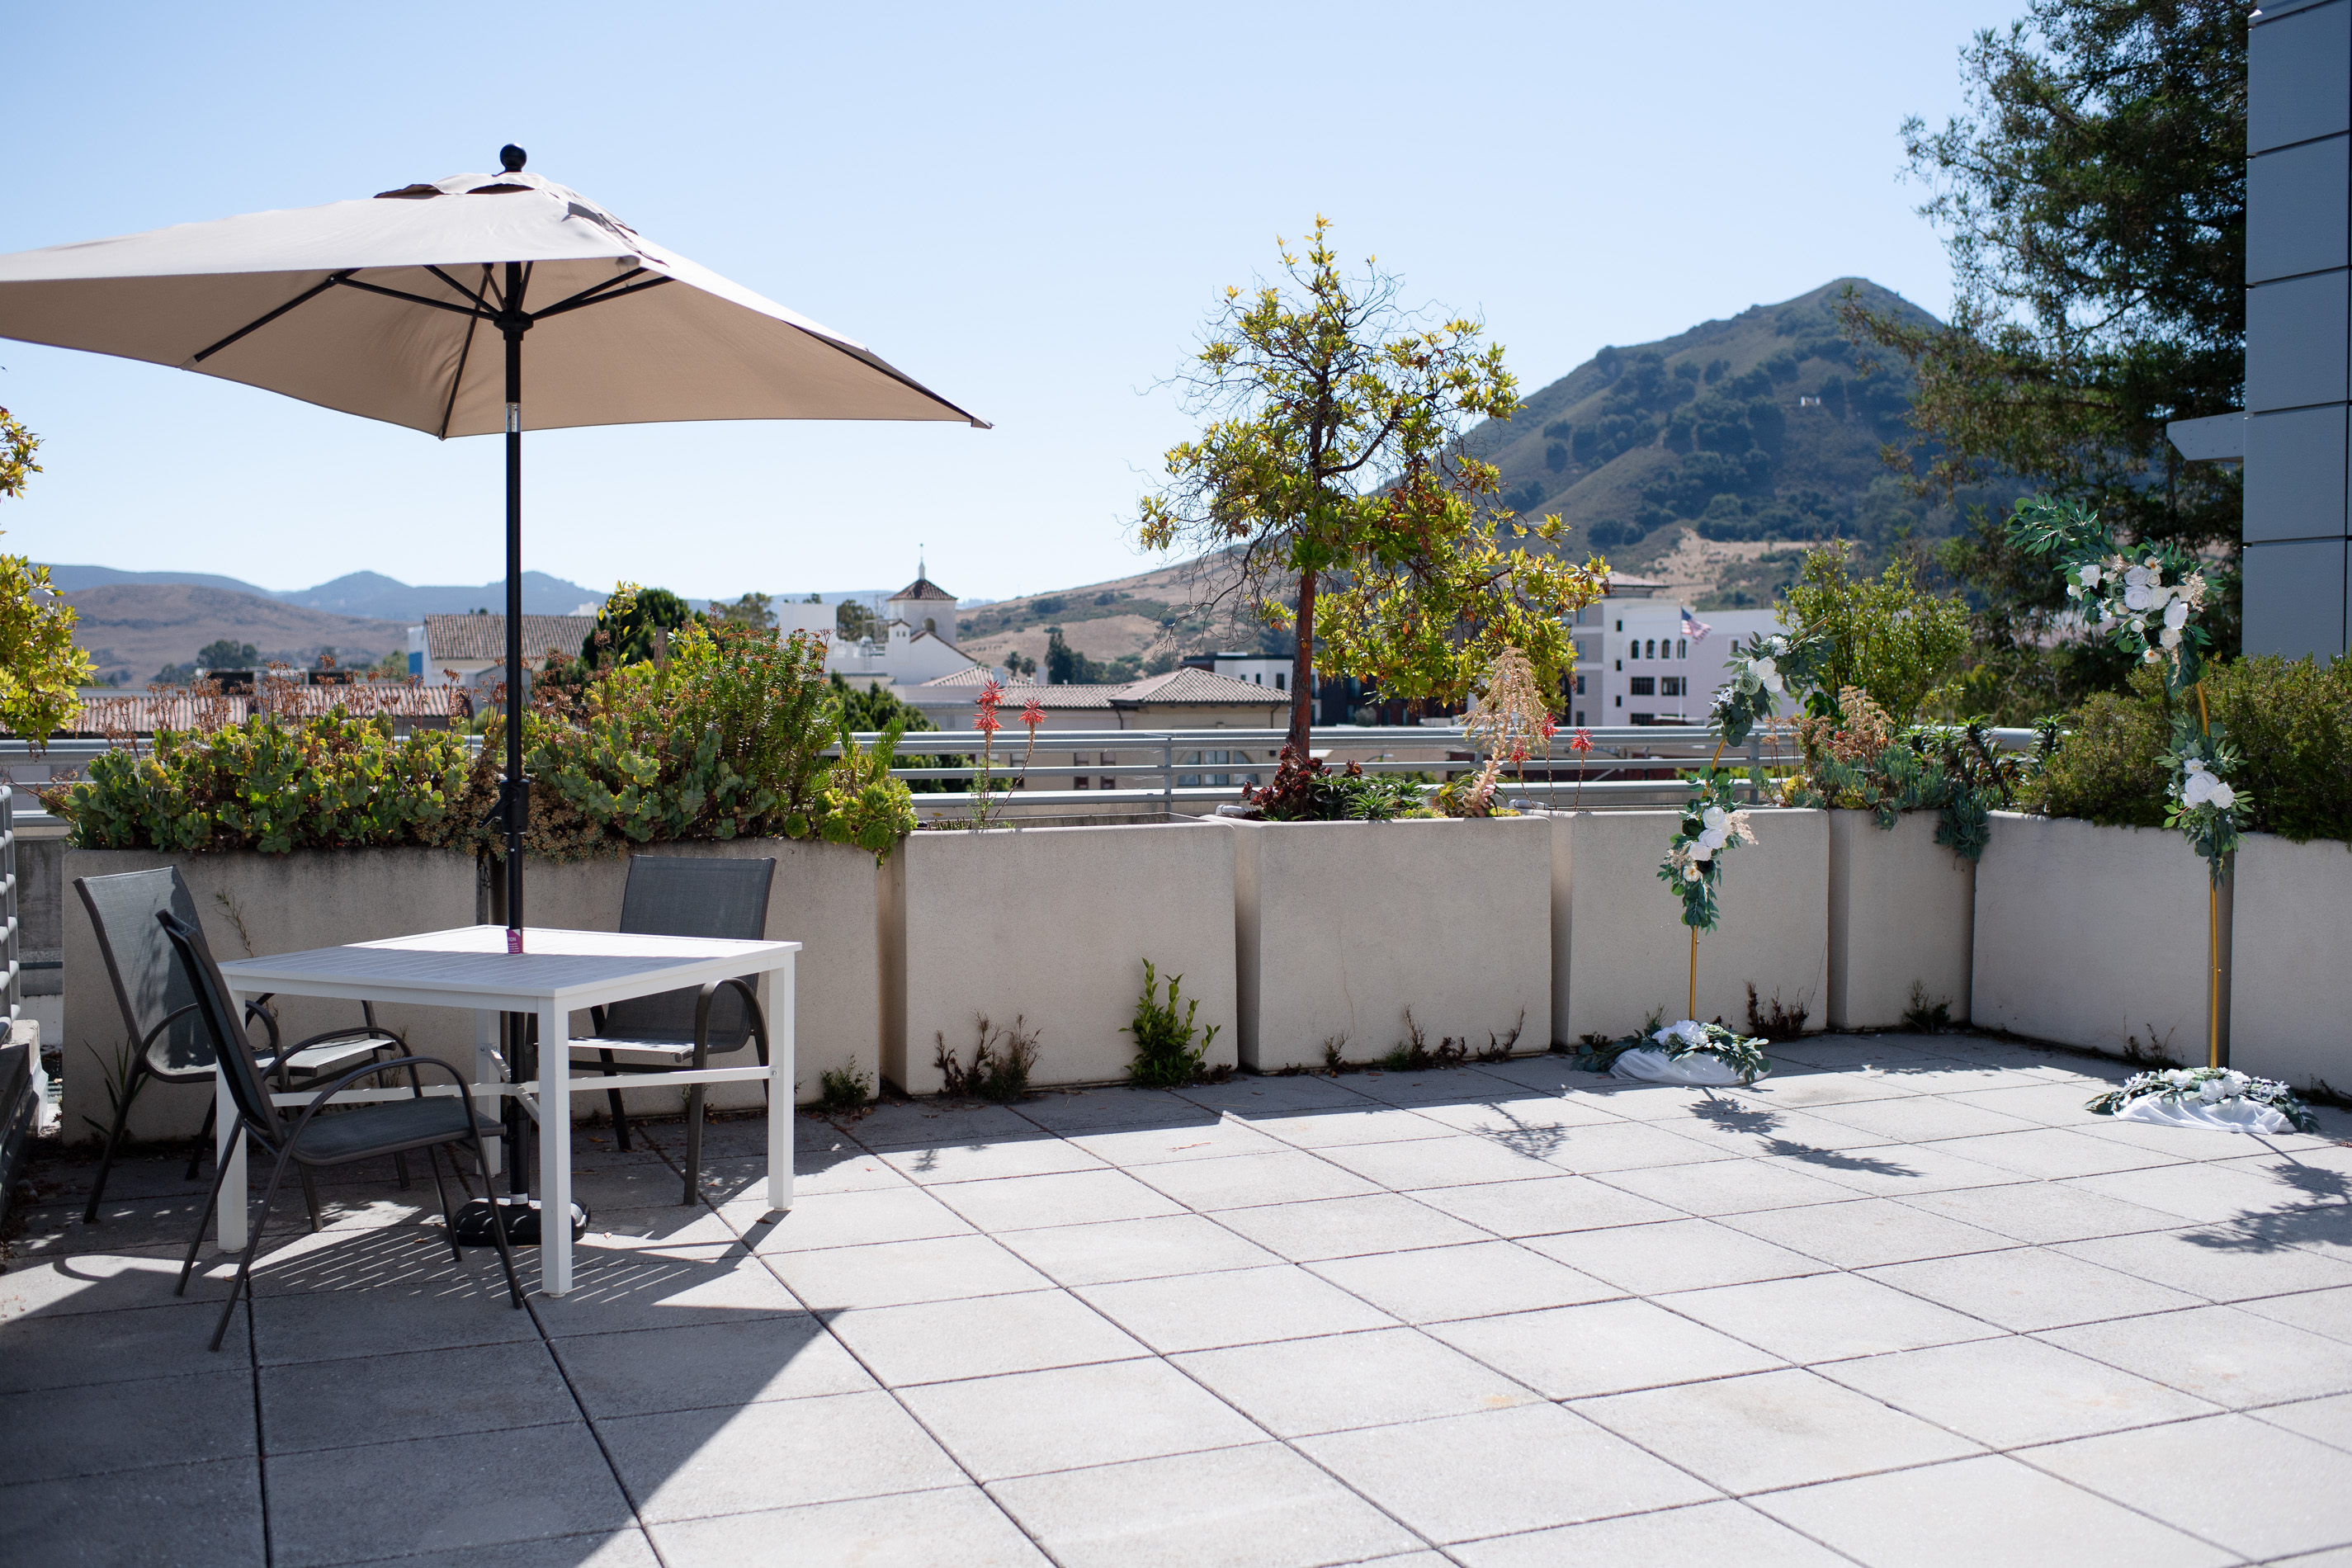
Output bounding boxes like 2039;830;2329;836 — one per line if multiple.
1844;0;2245;720
711;591;776;631
827;672;956;793
0;407;95;742
834;599;880;643
581;583;697;668
1781;542;1972;725
1140;218;1605;749
196;639;259;668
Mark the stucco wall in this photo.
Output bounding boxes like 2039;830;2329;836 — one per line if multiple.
1826;810;1975;1030
61;839;878;1142
1972;812;2217;1062
1221;815;1551;1071
1551;809;1829;1044
2229;831;2352;1089
883;823;1236;1093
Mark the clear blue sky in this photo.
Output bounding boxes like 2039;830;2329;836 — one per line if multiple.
2;1;2016;604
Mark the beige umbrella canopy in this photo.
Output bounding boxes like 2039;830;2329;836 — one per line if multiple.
0;146;985;940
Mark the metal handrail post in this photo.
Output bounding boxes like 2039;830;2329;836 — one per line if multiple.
1163;739;1174;810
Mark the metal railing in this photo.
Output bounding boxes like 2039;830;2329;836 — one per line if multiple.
0;786;19;1024
0;725;2047;828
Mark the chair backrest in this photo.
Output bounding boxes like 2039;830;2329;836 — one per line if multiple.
156;910;277;1136
602;855;776;1046
74;867;214;1078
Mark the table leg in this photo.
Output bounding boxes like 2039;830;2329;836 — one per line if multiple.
474;1009;501;1178
769;953;795;1214
538;1000;570;1296
218;988;247;1253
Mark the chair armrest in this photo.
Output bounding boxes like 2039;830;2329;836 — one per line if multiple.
138;1001;203;1057
282;1056;490;1149
690;976;770;1065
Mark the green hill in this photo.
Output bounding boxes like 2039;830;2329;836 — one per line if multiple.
1468;278;2013;607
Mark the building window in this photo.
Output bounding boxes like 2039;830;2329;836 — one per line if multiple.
1574;673;1585;695
1629;677;1655;696
1660;676;1685;697
1575;709;1585;725
1645;640;1655;659
1614;695;1622;708
1677;638;1687;659
1613;659;1622;671
1630;712;1655;725
1275;672;1286;690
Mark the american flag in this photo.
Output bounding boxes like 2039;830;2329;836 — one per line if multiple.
1681;608;1713;641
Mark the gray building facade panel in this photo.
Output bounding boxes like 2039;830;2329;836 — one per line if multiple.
2243;2;2352;658
2241;538;2350;656
2246;271;2350;410
2246;135;2350;282
2250;0;2350;153
2244;406;2349;541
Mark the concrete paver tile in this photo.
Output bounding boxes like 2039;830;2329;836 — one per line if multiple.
848;1101;1051;1149
2240;1286;2352;1345
529;1252;807;1337
2254;1391;2352;1453
1174;1325;1539;1436
370;1528;663;1566
1892;1182;2185;1245
1213;1193;1490;1262
2040;1304;2352;1409
928;1169;1188;1231
1298;1403;1715;1542
1125;1149;1382;1211
986;1443;1419;1568
1927;1127;2186;1180
877;1136;1110;1186
1075;1263;1397;1352
989;1213;1283;1287
1752;1453;2233;1568
1574;1367;1981;1492
1817;1334;2220;1448
261;1339;575;1454
2056;1228;2352;1303
1804;1094;2047;1145
1863;1245;2203;1330
1721;1195;2018;1269
0;1298;253;1391
550;1315;876;1419
896;1358;1266;1481
0;1368;253;1484
766;1233;1052;1310
1173;1075;1378;1117
1410;1174;1682;1239
1591;1155;1859;1216
1065;1120;1293;1166
825;1287;1148;1385
267;1423;633;1567
744;1185;976;1253
1540;1120;1740;1174
1429;1298;1782;1399
1013;1087;1216;1134
1767;1141;2023;1199
1525;1218;1829;1296
2066;1160;2317;1224
649;1487;1048;1567
2029;1411;2352;1561
599;1388;965;1523
1306;1240;1622;1324
1316;1134;1581;1190
1240;1107;1457;1149
1450;1499;1849;1566
0;1456;265;1567
1661;1272;2003;1363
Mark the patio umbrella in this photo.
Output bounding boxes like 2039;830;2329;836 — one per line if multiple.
0;145;985;937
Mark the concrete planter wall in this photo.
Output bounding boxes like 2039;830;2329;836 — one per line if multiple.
2228;831;2352;1089
1971;812;2215;1061
1826;810;1975;1030
881;823;1236;1094
61;838;879;1143
1547;809;1828;1046
1218;815;1550;1071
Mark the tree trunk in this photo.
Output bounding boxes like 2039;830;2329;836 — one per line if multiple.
1289;567;1316;756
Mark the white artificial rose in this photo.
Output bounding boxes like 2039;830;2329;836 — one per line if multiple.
2066;584;2082;599
2182;770;2216;807
1690;841;1713;862
2123;582;2155;612
2199;1077;2226;1103
2160;626;2181;649
1769;635;1788;655
1698;827;1727;851
2078;563;2101;588
2211;782;2236;810
1702;805;1728;831
2164;599;2189;631
2125;564;2155;589
1683;864;1701;882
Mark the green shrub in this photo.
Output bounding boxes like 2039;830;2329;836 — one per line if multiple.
1124;960;1221;1088
2029;655;2352;843
1781;542;1970;725
46;623;922;862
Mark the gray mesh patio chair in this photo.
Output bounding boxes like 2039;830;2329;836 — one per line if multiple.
75;867;413;1225
572;855;775;1203
159;909;522;1351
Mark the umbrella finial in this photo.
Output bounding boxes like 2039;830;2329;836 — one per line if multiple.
499;144;527;173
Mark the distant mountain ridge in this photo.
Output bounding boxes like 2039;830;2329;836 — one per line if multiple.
40;565;603;619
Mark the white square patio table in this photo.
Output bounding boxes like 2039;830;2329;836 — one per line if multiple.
212;923;799;1296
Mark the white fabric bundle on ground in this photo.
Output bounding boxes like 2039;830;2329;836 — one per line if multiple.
1609;1047;1747;1086
2113;1094;2293;1134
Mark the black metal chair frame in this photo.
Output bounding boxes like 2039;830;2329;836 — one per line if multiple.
75;869;418;1226
574;856;775;1204
158;910;522;1351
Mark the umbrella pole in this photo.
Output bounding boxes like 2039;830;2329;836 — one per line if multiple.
502;262;527;951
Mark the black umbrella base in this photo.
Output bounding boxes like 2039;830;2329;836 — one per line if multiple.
452;1195;589;1247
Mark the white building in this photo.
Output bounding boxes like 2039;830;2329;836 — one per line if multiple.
826;569;981;690
1566;600;1786;727
1183;650;1296;694
409;614;598;685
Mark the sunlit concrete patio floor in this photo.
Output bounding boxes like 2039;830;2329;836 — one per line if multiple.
10;1033;2352;1566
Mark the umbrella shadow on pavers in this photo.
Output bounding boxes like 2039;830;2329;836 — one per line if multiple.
2;1150;900;1567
